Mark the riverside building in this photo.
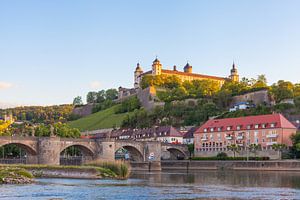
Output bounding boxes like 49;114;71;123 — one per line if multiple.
194;114;297;159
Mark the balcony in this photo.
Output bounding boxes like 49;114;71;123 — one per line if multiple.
201;137;208;141
266;141;277;146
266;134;278;138
225;136;233;140
236;135;244;140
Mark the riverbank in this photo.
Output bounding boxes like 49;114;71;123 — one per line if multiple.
0;162;130;183
0;167;34;184
161;160;300;171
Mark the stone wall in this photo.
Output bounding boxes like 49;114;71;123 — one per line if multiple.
72;103;95;117
195;150;280;159
231;89;273;107
162;160;300;171
137;87;165;111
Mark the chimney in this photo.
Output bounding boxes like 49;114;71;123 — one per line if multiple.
173;65;177;71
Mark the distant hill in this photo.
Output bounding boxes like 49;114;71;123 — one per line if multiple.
68;105;134;131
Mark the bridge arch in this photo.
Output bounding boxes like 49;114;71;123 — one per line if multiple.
115;145;144;162
0;141;38;164
60;144;95;165
0;142;37;155
166;147;187;160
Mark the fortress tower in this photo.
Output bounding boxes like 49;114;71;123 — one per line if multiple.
229;62;239;82
152;57;162;76
134;63;143;89
183;62;192;73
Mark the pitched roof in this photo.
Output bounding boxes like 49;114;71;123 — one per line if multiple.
161;69;228;81
183;126;198;138
196;114;296;133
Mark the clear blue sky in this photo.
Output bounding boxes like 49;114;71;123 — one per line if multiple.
0;0;300;108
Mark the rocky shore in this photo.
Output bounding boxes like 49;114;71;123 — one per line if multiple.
0;167;34;184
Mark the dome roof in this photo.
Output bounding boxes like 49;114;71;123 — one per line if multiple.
135;63;143;71
184;62;192;68
153;57;160;63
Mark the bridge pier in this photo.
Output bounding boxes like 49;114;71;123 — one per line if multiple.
38;137;61;165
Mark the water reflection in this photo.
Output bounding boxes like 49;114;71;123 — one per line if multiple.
0;170;300;200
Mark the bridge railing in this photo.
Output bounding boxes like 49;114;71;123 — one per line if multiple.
0;158;26;164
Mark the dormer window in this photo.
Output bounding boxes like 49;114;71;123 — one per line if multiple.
255;124;259;129
270;123;275;128
237;126;241;130
218;127;222;132
227;126;231;131
262;124;266;128
247;125;251;129
204;128;207;132
210;128;214;132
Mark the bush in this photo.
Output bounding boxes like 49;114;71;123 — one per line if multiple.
115;97;141;114
85;160;130;179
216;152;228;160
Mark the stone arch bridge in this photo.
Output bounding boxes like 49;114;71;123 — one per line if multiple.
0;136;188;165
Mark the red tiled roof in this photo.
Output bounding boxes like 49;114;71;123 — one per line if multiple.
196;114;296;133
161;69;228;81
139;69;229;81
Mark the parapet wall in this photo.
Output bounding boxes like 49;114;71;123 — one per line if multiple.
162;160;300;171
195;150;279;159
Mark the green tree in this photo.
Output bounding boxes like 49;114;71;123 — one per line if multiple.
86;92;98;103
272;143;287;160
271;80;294;103
187;143;194;158
228;144;239;158
34;124;51;137
249;144;261;158
73;96;83;106
105;89;118;100
96;90;106;103
291;132;300;158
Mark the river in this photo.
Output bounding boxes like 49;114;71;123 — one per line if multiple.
1;170;300;200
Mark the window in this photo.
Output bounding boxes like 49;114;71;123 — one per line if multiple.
255;124;259;129
210;128;214;132
218;127;222;132
204;128;207;132
247;125;251;129
270;123;275;128
227;126;231;131
237;126;241;130
262;124;266;128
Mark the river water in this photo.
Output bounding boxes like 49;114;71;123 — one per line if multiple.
1;170;300;200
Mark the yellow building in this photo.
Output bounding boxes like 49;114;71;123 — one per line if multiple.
134;58;239;89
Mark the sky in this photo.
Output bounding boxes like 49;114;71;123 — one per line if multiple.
0;0;300;108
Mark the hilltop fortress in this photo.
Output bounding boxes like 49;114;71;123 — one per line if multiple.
118;58;240;110
134;58;239;89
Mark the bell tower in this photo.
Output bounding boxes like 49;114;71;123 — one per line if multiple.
152;57;162;76
229;62;239;82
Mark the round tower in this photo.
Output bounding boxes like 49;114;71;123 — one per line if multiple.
229;62;239;82
183;62;192;73
152;57;162;76
134;63;143;89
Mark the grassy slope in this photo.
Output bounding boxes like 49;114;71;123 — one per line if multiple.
68;105;133;131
